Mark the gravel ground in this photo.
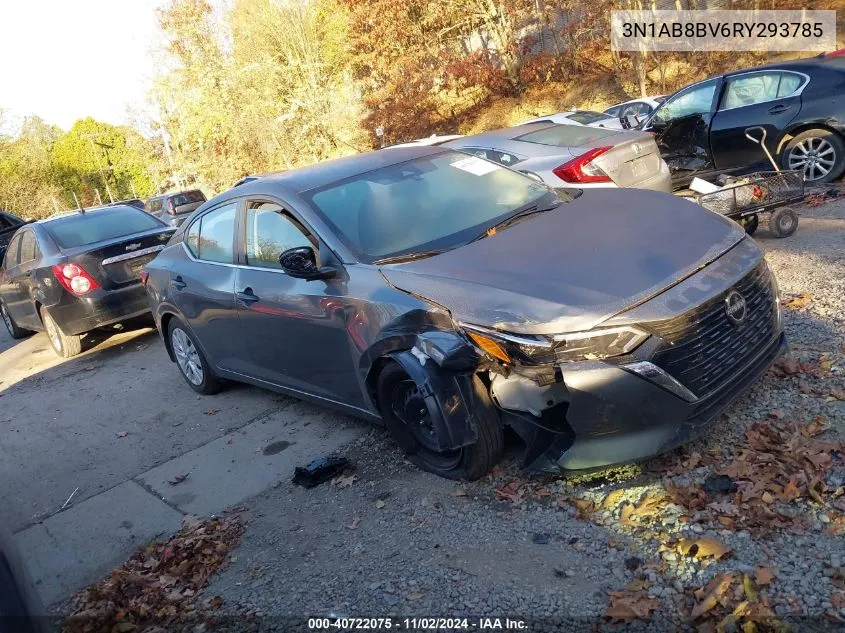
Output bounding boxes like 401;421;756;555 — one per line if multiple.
109;192;845;631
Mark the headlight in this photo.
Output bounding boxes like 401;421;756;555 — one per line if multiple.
552;326;649;362
460;323;649;365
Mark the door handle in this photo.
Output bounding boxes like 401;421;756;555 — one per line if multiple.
237;288;259;304
767;104;790;114
172;275;186;290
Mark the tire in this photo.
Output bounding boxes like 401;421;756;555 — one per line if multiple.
742;213;759;236
769;206;798;238
0;300;32;339
40;307;82;358
376;362;503;480
780;129;845;183
167;317;221;395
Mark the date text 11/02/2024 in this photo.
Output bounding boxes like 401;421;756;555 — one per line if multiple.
307;618;528;630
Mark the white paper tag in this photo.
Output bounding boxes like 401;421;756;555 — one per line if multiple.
450;156;501;176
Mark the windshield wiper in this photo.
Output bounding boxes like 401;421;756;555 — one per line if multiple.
470;202;560;243
374;249;450;265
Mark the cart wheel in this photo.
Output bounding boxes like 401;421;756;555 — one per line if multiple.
769;207;798;238
742;214;759;236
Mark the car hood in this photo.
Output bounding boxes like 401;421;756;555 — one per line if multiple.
380;189;745;335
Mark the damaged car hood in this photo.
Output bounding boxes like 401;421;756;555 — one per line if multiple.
380;188;745;335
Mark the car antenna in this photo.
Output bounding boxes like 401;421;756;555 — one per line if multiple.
72;192;85;214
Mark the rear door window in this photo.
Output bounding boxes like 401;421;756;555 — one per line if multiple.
720;72;781;110
3;234;21;267
185;204;236;264
18;231;38;264
47;208;164;248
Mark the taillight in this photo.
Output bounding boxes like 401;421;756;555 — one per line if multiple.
139;270;149;286
825;49;845;58
167;199;175;215
52;263;100;296
552;147;613;184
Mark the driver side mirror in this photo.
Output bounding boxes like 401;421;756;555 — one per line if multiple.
279;246;338;281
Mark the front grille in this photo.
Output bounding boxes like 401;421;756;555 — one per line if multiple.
648;262;777;398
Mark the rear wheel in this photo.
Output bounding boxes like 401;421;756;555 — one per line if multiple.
168;318;221;395
781;129;845;183
769;207;798;238
40;307;82;358
0;300;32;339
377;362;503;480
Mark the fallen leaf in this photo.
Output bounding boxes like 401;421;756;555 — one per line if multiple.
691;574;734;619
168;473;189;486
408;591;423;600
603;489;626;509
347;516;361;530
453;488;467;497
573;498;594;518
332;474;357;489
375;499;386;509
830;388;845;401
820;357;834;374
783;293;812;309
678;537;732;560
742;575;758;602
754;567;775;586
604;590;658;622
761;491;774;504
116;431;129;438
203;408;220;415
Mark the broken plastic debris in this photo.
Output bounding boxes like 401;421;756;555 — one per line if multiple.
292;457;351;488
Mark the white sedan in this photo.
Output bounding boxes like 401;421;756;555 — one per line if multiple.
516;110;620;128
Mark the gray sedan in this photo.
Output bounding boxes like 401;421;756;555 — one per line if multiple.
142;146;784;479
445;123;672;192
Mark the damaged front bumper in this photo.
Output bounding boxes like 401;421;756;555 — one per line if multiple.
495;331;786;472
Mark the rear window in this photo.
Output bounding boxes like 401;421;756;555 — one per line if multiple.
567;111;611;125
515;125;617;147
170;190;206;206
46;208;164;248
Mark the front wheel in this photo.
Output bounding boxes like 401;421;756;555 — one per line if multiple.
1;300;32;339
781;129;845;183
167;318;221;395
377;363;503;480
769;207;798;238
40;307;82;358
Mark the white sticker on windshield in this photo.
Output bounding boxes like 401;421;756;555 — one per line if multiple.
450;156;501;176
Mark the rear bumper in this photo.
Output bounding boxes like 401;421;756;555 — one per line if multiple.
49;284;151;336
505;331;786;472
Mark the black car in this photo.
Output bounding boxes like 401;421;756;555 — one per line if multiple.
0;210;27;261
0;205;174;357
144;190;207;227
143;146;784;479
645;52;845;186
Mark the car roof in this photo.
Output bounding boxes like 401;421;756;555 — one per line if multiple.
445;122;560;146
246;145;448;193
37;205;152;226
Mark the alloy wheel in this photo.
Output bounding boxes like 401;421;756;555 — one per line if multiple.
788;137;836;181
172;327;204;386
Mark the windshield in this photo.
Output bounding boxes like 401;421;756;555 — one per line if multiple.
515;125;616;147
306;151;554;263
567;111;610;125
46;207;164;248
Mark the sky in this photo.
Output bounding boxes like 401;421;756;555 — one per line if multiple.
0;0;166;133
